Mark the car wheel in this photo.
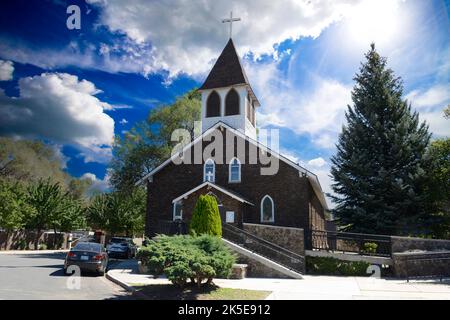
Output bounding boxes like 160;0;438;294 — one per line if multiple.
98;269;105;276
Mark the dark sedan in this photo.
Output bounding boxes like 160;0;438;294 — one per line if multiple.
64;242;108;276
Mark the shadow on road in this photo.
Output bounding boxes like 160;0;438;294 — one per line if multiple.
15;253;67;260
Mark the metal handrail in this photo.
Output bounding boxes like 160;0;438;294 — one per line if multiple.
223;223;305;262
222;224;304;273
308;229;392;257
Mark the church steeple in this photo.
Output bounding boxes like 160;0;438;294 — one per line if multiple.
199;39;260;139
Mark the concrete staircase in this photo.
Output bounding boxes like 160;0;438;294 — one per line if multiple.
222;223;304;279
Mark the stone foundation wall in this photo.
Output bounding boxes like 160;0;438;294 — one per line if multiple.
391;236;450;253
392;251;450;278
242;223;305;256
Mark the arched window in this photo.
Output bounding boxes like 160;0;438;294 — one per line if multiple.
225;89;240;116
206;91;220;117
229;157;241;183
260;195;274;223
204;159;215;183
173;201;183;221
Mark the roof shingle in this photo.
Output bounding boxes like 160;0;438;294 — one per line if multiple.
199;39;260;106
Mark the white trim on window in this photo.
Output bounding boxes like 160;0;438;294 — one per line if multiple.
173;201;183;221
226;211;235;223
228;157;241;183
204;158;215;182
260;195;274;223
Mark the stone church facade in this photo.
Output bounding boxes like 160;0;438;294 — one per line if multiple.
139;39;327;237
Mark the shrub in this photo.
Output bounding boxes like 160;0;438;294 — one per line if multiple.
306;256;370;276
189;195;222;237
38;243;47;250
361;242;378;255
137;234;235;287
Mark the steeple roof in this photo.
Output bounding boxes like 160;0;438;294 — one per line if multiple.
199;39;260;106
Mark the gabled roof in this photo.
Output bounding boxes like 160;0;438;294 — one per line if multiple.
136;121;329;210
199;39;260;106
172;181;254;206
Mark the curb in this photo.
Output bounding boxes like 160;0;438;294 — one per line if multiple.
0;250;69;255
105;270;150;300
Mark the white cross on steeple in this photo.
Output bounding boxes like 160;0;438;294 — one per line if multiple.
222;11;241;39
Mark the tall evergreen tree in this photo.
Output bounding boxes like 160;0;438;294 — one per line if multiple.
330;44;431;235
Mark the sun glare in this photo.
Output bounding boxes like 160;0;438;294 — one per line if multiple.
344;0;404;47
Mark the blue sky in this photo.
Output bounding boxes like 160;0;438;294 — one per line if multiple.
0;0;448;205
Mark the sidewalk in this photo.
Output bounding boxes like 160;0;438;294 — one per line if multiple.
0;249;68;255
107;260;450;300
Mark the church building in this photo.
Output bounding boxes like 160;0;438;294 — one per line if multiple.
139;38;328;237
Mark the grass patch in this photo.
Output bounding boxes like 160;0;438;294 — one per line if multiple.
133;284;271;300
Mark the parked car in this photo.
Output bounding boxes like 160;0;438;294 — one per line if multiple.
106;237;137;259
64;242;108;276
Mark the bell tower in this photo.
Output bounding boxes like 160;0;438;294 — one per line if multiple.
198;38;260;140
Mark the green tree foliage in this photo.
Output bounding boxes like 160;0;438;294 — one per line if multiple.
330;44;431;235
110;90;201;191
0;137;92;200
26;179;85;249
0;180;36;249
189;195;222;237
425;138;450;238
86;188;146;236
137;234;235;287
444;104;450;119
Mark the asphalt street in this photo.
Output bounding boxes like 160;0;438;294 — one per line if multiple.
0;252;131;300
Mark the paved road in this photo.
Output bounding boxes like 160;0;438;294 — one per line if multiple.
0;252;131;300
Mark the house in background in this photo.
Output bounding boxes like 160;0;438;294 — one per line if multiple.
138;39;328;237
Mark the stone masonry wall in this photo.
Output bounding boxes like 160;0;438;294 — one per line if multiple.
392;251;450;278
391;236;450;253
243;223;305;256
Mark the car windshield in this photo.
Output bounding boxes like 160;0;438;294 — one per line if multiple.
109;238;130;245
73;243;102;252
110;238;127;243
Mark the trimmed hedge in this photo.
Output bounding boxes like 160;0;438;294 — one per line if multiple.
189;195;222;237
306;256;371;276
137;234;235;287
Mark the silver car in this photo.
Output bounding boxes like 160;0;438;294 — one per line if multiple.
106;237;137;259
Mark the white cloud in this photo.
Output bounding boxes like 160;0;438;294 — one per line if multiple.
0;60;14;81
81;172;111;194
0;73;115;163
307;157;327;168
406;84;450;137
51;144;70;169
281;148;334;208
82;0;365;78
279;148;300;164
406;85;450;109
119;118;128;125
249;61;351;149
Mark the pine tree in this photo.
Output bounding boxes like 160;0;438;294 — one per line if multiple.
330;44;431;235
189;195;222;237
